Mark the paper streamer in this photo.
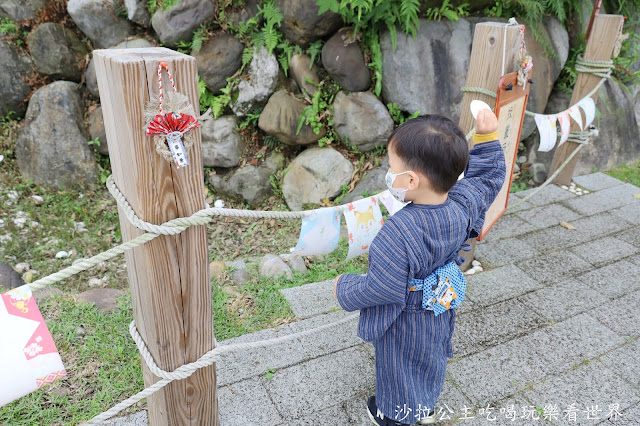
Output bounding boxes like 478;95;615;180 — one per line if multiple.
567;105;583;130
1;285;66;407
344;197;384;260
535;114;557;152
578;96;596;127
292;207;340;256
557;111;571;146
377;190;408;216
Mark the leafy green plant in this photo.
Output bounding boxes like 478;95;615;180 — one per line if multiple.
387;102;420;125
307;40;324;69
0;17;28;46
425;0;470;22
199;77;236;119
238;108;263;130
296;80;340;146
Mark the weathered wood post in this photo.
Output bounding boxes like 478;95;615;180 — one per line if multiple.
548;14;624;186
93;48;218;425
457;22;522;269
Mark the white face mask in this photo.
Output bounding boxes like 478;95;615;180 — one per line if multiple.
385;169;412;203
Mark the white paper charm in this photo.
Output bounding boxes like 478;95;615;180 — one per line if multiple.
344;197;384;260
535;114;557;152
292;207;341;256
166;132;190;168
567;105;583;130
557;111;571;146
578;96;596;127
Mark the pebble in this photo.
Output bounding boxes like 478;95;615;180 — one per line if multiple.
214;199;225;208
55;251;70;259
0;219;4;227
78;194;84;199
7;190;18;201
471;260;481;267
31;195;43;205
238;309;244;314
584;190;590;194
22;270;33;283
13;216;27;228
576;191;583;196
0;235;11;243
76;326;86;337
464;268;476;275
561;185;569;190
569;188;577;193
30;221;40;228
474;266;484;272
14;262;30;274
88;276;108;287
0;154;4;163
74;221;87;232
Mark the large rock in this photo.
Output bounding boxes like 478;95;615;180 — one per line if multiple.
276;0;343;46
0;262;24;291
16;81;98;187
333;91;393;152
125;0;150;26
193;33;244;94
343;157;389;203
381;18;472;121
518;17;569;140
67;0;133;48
209;152;284;205
0;39;33;119
201;115;246;168
87;106;108;156
78;288;125;312
528;80;640;176
85;38;154;98
0;0;48;21
258;90;325;146
27;22;88;81
151;0;215;47
290;53;320;96
231;46;279;116
322;28;371;92
259;254;292;280
282;147;354;211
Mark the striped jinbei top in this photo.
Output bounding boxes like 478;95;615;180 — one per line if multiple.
336;134;506;422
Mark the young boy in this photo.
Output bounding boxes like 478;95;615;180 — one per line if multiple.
334;110;506;425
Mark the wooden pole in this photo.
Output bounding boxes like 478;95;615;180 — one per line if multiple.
457;22;522;270
549;14;624;186
93;48;218;425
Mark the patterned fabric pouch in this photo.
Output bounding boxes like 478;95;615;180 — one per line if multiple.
410;262;466;316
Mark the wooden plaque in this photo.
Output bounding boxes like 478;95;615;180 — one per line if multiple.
477;72;530;241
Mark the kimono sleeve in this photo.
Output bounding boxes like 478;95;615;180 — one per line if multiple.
336;217;411;312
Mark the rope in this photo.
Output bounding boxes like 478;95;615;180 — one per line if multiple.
84;312;359;424
507;128;596;210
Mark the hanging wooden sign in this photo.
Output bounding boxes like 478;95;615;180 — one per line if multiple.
478;71;530;241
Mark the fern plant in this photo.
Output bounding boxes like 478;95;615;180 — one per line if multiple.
425;0;470;22
199;77;236;119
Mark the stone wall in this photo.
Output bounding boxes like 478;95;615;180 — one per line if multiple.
2;0;639;207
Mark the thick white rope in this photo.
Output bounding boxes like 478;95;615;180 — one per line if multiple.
84;312;359;424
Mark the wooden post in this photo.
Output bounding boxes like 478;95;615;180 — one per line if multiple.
548;14;624;186
457;22;522;269
93;48;218;425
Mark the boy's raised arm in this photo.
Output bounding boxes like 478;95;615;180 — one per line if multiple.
450;110;506;226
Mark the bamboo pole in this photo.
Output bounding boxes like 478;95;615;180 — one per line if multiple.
548;14;624;186
93;48;218;425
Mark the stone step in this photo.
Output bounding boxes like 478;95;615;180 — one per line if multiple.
216;309;360;386
279;278;341;318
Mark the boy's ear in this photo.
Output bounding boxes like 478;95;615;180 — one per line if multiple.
407;171;420;191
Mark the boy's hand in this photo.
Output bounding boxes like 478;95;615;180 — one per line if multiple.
476;109;498;134
333;275;342;298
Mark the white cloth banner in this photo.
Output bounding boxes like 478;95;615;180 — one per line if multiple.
535;113;558;152
343;196;384;260
377;190;408;216
567;105;583;130
578;96;596;127
557;111;571;146
292;207;341;256
0;285;66;407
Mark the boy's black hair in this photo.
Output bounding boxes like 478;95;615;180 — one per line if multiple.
387;114;469;194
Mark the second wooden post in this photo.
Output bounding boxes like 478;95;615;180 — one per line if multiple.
94;48;218;425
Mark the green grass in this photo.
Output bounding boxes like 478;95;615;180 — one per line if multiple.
605;161;640;187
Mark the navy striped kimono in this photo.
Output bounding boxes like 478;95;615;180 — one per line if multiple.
336;138;506;423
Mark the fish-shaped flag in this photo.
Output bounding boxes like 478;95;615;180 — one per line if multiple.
343;197;384;260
